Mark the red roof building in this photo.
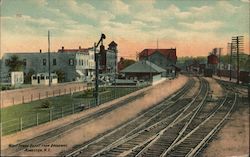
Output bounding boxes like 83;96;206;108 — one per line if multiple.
139;48;177;63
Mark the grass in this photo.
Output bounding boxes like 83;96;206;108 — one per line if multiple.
0;86;145;135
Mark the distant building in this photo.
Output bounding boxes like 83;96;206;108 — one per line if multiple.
31;73;58;85
1;47;95;83
207;49;219;74
121;60;166;82
186;60;206;74
117;57;125;72
11;71;24;86
99;41;118;75
138;48;177;76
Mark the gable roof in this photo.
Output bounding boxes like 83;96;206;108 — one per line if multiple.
121;60;166;73
139;48;177;61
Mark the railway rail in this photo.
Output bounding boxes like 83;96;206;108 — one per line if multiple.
3;77;192;156
2;85;149;155
93;79;209;157
65;78;207;157
131;84;237;157
64;77;239;157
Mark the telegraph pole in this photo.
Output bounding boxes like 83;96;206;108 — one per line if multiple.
218;48;222;78
228;43;233;81
232;36;244;84
48;30;51;86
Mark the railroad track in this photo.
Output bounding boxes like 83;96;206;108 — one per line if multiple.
92;78;209;157
216;79;248;96
3;77;192;156
131;86;237;157
166;93;236;157
63;78;199;157
2;84;150;155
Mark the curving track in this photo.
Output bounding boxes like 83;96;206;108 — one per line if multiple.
93;78;208;157
64;77;205;157
62;77;238;157
131;81;237;157
3;77;193;156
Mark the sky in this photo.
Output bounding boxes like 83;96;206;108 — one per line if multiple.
0;0;249;59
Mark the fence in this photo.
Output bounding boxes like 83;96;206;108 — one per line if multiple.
1;83;89;108
0;86;146;136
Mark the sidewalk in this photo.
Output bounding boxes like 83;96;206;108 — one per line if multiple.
0;82;88;108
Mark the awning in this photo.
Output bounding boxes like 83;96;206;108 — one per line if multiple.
76;70;84;76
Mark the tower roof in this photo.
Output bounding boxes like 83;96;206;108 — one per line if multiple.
109;41;117;47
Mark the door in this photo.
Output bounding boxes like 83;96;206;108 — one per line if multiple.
38;76;40;84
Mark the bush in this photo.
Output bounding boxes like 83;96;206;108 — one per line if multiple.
40;100;52;108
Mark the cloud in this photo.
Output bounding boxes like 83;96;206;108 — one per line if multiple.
110;0;129;15
36;0;48;6
218;1;240;13
66;0;115;22
2;15;56;26
241;0;250;3
180;21;224;31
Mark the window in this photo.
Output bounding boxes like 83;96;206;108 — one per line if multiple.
41;75;45;80
69;59;74;66
33;76;37;79
5;59;9;66
43;59;46;66
23;59;27;66
53;59;56;65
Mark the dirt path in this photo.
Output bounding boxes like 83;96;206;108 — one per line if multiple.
10;76;188;156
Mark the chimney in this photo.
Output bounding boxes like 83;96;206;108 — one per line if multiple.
62;46;64;52
39;49;42;53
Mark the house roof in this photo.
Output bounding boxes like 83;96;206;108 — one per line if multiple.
139;48;177;61
58;47;90;54
121;60;166;73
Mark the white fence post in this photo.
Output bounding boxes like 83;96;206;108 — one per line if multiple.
36;113;39;126
20;117;23;131
50;109;52;121
0;122;2;137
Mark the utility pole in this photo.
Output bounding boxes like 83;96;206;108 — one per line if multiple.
94;34;106;106
228;43;233;81
232;36;244;84
219;48;223;78
94;43;98;106
48;30;51;86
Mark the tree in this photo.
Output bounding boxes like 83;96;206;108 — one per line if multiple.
53;69;65;83
24;69;35;84
123;59;135;68
6;55;24;72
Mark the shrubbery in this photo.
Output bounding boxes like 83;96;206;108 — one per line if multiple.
40;100;52;108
